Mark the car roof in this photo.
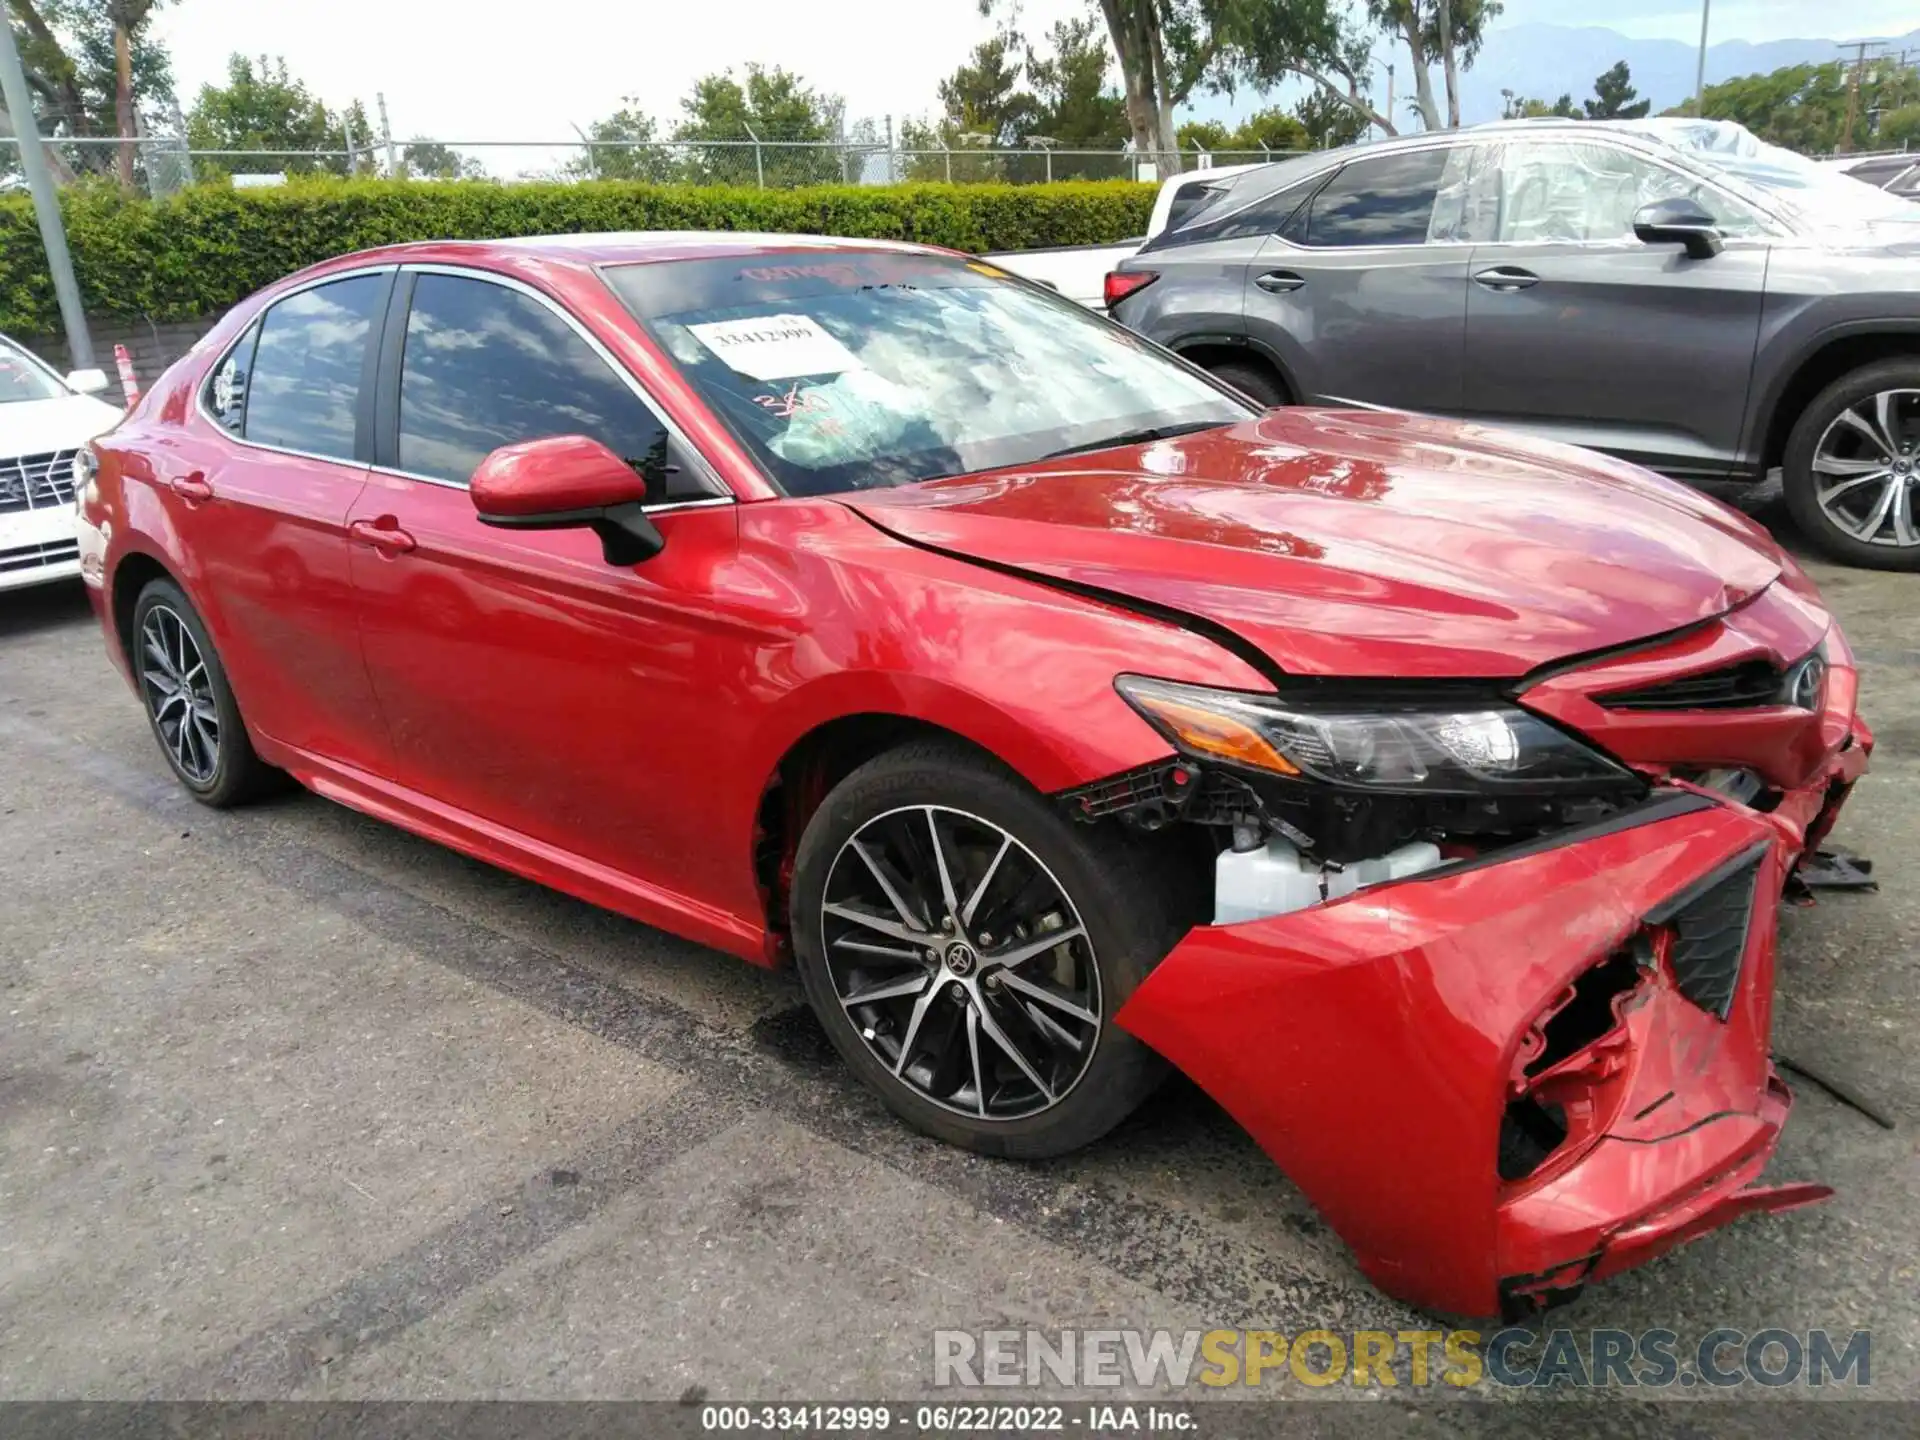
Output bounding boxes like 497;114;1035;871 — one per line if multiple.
302;230;950;278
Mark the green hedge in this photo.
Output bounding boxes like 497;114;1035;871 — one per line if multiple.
0;178;1155;333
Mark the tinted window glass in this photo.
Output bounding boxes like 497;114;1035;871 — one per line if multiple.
1164;178;1226;232
1305;149;1450;248
205;323;258;436
398;274;690;495
244;275;383;459
1147;173;1325;251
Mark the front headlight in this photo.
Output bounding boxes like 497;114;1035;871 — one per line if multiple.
1115;676;1637;795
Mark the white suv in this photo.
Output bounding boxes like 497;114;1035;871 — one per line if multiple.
0;334;121;592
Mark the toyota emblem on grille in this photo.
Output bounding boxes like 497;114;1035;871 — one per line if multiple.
1785;653;1827;711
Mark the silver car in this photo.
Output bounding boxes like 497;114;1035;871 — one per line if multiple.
1110;118;1920;570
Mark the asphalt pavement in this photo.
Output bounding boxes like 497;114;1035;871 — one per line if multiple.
1;537;1914;1425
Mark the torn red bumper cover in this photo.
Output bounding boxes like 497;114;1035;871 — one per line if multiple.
1115;646;1871;1320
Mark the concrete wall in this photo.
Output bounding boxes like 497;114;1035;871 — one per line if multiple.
22;316;218;392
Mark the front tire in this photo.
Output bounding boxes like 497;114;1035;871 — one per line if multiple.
1207;359;1289;409
130;578;276;807
1781;359;1920;570
790;742;1184;1159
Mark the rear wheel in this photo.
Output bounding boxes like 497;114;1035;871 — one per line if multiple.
1782;359;1920;570
1206;359;1289;409
790;742;1184;1159
131;578;277;806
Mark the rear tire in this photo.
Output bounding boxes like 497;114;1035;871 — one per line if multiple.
1207;359;1289;409
790;741;1185;1160
1781;358;1920;571
130;578;278;807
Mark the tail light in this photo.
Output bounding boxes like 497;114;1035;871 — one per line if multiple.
1104;269;1158;310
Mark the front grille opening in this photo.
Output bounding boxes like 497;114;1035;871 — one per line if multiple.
1499;1095;1569;1181
1654;854;1761;1020
1598;660;1784;712
0;448;79;515
1524;944;1643;1078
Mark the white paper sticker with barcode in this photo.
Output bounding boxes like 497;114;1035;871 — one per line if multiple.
687;314;864;381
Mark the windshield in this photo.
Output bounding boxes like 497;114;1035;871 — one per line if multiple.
606;252;1249;497
0;338;68;403
1620;118;1919;227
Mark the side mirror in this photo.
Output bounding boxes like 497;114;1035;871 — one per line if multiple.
471;434;665;566
1632;198;1723;260
66;367;110;395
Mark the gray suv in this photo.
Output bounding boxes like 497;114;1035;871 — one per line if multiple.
1110;118;1920;569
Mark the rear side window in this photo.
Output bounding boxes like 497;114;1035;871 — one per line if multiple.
396;273;695;496
242;275;384;459
205;324;258;436
1164;178;1227;232
1144;173;1327;252
1303;149;1452;248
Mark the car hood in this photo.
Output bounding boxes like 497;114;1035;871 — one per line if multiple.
841;409;1784;679
0;392;123;454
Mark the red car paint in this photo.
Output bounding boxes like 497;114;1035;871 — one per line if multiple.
77;234;1870;1318
470;434;646;516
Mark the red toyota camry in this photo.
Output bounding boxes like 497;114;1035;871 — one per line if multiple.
76;233;1871;1320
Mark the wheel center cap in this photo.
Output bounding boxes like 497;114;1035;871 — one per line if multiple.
943;941;977;977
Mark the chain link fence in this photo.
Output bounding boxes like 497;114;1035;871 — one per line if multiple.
1;134;1307;195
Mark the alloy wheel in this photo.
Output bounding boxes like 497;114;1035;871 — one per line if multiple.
820;805;1102;1120
1812;388;1920;548
138;604;220;785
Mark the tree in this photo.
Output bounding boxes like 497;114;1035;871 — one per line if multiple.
186;54;362;177
4;0;173;183
675;64;842;186
1176;118;1232;150
402;138;482;180
1180;106;1310;156
566;101;681;181
934;26;1037;148
1024;16;1127;151
1674;60;1920;153
1209;0;1396;139
1882;104;1920;149
1367;0;1499;130
905;18;1125;182
1292;86;1369;147
101;0;164;186
1504;91;1576;119
1585;61;1650;120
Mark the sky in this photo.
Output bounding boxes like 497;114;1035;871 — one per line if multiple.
147;0;1920;156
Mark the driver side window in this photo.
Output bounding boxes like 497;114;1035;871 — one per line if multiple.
1473;140;1765;244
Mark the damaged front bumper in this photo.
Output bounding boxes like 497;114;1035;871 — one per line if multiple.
1115;718;1871;1319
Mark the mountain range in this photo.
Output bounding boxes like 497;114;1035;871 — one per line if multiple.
1456;22;1920;123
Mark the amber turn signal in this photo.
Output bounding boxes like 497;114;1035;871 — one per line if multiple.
1125;691;1301;776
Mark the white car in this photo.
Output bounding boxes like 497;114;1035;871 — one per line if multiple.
0;334;121;592
986;163;1271;309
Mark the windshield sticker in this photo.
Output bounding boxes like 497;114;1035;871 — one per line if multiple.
687;314;865;381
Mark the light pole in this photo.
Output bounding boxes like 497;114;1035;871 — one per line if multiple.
0;16;92;367
1693;0;1712;116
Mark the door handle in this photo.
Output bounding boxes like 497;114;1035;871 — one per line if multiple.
167;472;212;502
348;517;416;554
1254;271;1306;294
1473;266;1540;292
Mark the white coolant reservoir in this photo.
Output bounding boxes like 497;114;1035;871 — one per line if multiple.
1214;835;1324;925
1323;841;1445;900
1214;836;1446;924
